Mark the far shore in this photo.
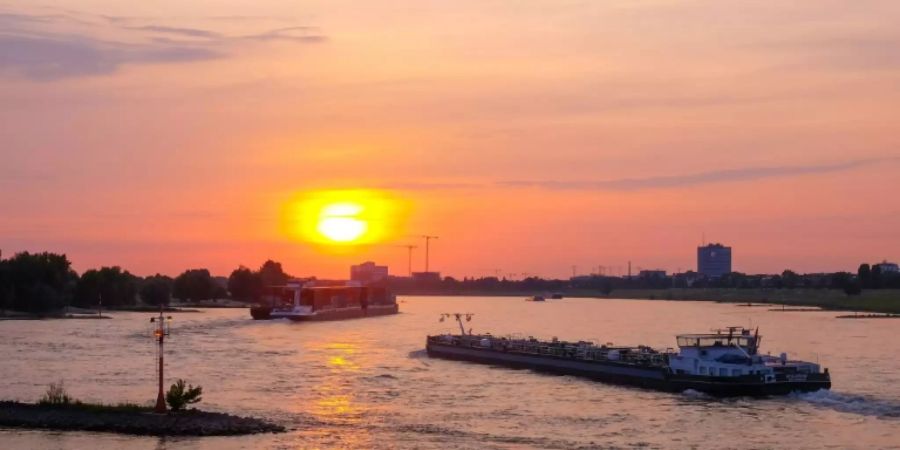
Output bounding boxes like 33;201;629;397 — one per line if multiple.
397;288;900;314
0;300;252;320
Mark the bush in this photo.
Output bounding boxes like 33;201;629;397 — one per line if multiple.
844;282;862;296
39;381;72;405
165;379;203;411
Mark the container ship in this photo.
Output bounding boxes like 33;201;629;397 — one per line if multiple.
250;281;398;321
426;315;830;396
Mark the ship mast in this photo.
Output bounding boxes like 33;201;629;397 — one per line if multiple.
440;313;473;335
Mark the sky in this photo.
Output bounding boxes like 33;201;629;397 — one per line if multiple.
1;0;899;279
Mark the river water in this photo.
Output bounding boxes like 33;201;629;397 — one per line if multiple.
1;297;898;449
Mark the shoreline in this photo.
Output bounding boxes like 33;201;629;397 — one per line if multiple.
396;288;900;314
0;401;284;436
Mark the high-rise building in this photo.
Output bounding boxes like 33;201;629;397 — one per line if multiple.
697;243;732;278
350;261;389;283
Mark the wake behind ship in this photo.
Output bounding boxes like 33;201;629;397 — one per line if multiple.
427;316;830;397
250;280;398;321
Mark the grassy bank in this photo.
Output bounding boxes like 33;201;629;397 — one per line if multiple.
401;288;900;314
584;288;900;314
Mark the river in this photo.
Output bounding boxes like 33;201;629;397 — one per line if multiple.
1;297;898;449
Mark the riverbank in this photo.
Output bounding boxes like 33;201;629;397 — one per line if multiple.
399;288;900;313
574;288;900;314
0;401;284;436
0;308;113;320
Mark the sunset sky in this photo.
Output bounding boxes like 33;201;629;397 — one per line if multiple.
1;1;899;279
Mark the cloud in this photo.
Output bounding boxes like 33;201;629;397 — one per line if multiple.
126;25;222;39
380;157;898;193
500;157;900;191
0;34;221;80
0;9;327;81
241;26;327;43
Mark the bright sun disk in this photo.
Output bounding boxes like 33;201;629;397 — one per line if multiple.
316;202;368;243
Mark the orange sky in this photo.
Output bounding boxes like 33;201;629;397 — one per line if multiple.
1;1;899;278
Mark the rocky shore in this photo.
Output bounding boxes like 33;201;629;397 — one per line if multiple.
0;401;285;436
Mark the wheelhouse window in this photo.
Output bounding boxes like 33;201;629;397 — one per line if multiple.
677;335;754;348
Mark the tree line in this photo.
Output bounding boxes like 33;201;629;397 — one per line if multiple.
388;267;900;296
0;251;291;314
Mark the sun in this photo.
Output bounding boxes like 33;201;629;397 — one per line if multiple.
281;189;409;247
316;202;368;243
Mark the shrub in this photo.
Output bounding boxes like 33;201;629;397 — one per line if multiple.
39;381;72;405
165;379;203;411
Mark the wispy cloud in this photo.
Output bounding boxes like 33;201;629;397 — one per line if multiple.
0;8;326;81
241;26;327;43
747;31;900;72
501;158;899;191
0;34;221;80
125;25;221;39
381;157;899;193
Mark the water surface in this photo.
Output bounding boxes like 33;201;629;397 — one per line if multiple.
1;297;898;449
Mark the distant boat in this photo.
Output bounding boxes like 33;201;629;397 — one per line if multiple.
250;281;398;321
525;295;546;302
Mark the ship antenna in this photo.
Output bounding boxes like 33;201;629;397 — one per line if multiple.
441;313;473;335
752;327;760;355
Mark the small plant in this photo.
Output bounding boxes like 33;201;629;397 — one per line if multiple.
165;379;203;411
38;381;72;406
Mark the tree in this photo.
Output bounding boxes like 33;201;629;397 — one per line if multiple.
227;266;263;302
858;264;872;289
829;272;854;290
871;265;883;289
843;281;862;296
0;258;11;315
781;270;800;289
172;269;216;301
165;379;203;411
4;252;76;313
140;274;173;306
258;260;289;287
73;266;139;308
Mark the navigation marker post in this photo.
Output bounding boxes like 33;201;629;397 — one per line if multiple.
150;305;172;413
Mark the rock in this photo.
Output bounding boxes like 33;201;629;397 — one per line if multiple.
0;401;285;436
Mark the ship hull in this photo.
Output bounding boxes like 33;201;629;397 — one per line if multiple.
425;342;830;397
287;304;399;321
251;304;399;321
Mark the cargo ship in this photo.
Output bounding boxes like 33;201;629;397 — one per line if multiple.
426;315;830;396
250;281;398;321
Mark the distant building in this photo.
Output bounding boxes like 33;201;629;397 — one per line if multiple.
411;271;441;283
697;243;732;278
638;270;667;280
350;261;388;283
874;261;899;274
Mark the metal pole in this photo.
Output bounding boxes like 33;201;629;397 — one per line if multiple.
154;304;166;413
420;235;438;273
407;246;413;276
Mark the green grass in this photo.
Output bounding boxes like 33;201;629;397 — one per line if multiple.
36;381;153;413
38;400;154;413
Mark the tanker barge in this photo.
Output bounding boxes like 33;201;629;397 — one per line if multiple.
426;315;830;396
251;281;398;321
